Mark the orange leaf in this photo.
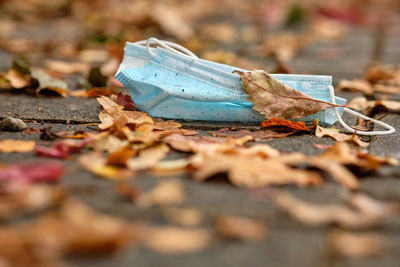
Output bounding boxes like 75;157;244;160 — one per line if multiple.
261;118;312;132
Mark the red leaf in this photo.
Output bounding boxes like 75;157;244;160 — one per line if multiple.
0;162;64;183
35;145;69;159
117;93;136;111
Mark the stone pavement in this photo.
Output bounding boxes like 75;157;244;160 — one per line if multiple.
1;26;400;267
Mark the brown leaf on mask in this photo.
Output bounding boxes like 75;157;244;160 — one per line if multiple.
127;144;170;171
0;139;35;153
136;180;184;208
141;226;211;254
215;215;267;242
261;118;312;132
328;231;386;258
192;154;322;188
315;125;370;148
236;70;340;119
272;191;400;229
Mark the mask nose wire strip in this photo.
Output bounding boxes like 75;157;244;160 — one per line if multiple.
133;38;198;59
328;86;395;136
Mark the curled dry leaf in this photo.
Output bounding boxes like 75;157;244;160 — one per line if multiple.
272;191;400;229
136;180;185;208
315;125;370;148
215;215;267;242
328;231;386;258
162;207;204;227
261;118;312;132
142;226;211;254
236;70;339;119
0;139;35;153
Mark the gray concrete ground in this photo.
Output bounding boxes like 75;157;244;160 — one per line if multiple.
1;26;400;267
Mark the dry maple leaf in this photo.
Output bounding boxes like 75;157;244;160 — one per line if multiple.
141;226;211;254
235;70;340;119
328;230;386;258
0;139;35;153
215;215;267;242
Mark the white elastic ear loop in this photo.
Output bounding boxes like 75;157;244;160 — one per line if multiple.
133;38;198;59
328;86;395;136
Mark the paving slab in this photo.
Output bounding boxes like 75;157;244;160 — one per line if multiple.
0;94;101;123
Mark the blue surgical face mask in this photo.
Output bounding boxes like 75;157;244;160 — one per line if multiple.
116;38;394;136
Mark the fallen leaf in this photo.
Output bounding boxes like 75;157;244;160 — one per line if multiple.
215;215;267;242
107;147;136;167
272;191;400;229
261;118;312;131
0;185;66;220
209;128;295;141
35;139;90;159
136;180;185;208
163;133;253;154
114;182;141;202
0;198;137;263
200;23;237;43
192;154;322;188
0;162;64;184
31;69;69;97
79;152;134;179
348;97;400;113
328;231;386;258
127;144;169;171
142;226;211;254
236;70;340;119
0;139;35;153
40;126;62;141
336;79;373;95
162;207;204;226
315;125;370;147
45;60;90;75
116;93;136;111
